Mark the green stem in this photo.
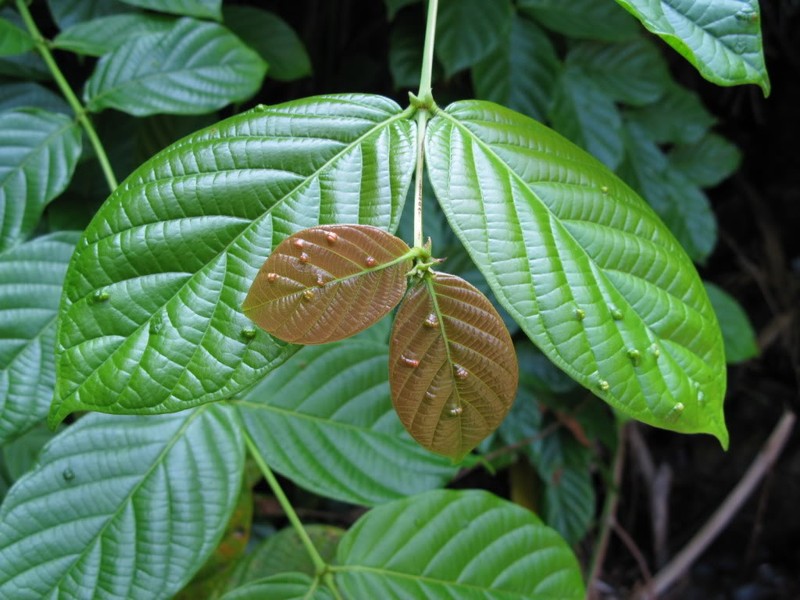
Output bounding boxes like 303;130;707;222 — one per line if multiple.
412;0;439;250
15;0;119;193
243;431;328;575
413;110;428;249
417;0;439;104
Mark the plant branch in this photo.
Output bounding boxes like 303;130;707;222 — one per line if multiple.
413;110;428;249
15;0;119;193
587;419;627;599
639;409;796;598
243;431;328;575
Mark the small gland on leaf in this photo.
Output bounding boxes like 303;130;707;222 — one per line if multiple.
601;185;609;195
610;305;624;320
649;343;661;358
302;289;315;301
293;239;305;250
266;272;278;283
92;289;110;303
299;252;310;263
596;378;610;392
667;402;685;421
574;308;586;321
365;256;377;267
454;365;469;380
627;349;641;367
325;231;338;244
423;313;439;328
315;275;326;287
448;405;463;417
697;390;705;404
240;327;257;340
401;355;420;368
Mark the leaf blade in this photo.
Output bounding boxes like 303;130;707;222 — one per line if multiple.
335;489;585;599
243;225;412;345
390;272;518;461
0;405;244;599
426;100;728;446
52;94;416;424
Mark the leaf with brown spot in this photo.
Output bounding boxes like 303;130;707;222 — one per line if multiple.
243;225;413;344
389;271;518;461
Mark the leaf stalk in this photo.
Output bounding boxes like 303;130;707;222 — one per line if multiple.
15;0;119;193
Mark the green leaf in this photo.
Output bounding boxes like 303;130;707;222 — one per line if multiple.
243;225;412;345
613;0;770;94
550;67;624;170
223;6;311;82
519;0;640;42
426;100;728;447
472;14;559;122
390;272;518;461
669;133;741;188
389;11;428;91
0;9;48;80
0;17;33;57
0;109;82;251
238;339;456;505
0;405;244;599
565;38;670;107
620;122;717;262
0;232;79;444
334;489;585;598
704;282;758;364
224;526;342;591
53;12;176;56
221;573;332;600
1;424;55;481
83;17;266;116
51;94;416;424
0;81;71;114
542;465;595;545
46;0;126;29
625;83;715;144
119;0;221;20
435;0;512;77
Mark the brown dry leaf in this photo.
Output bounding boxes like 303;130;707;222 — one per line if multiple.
243;224;412;344
390;271;518;461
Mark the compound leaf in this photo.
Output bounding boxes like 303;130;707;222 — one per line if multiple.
613;0;770;94
244;225;412;345
426;100;728;447
50;94;415;425
0;232;79;444
334;489;585;599
239;340;457;505
83;17;266;116
0;109;82;251
390;272;518;461
0;405;244;599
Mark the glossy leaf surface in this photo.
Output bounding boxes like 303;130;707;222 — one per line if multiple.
223;6;311;82
614;0;770;94
704;282;758;364
390;272;518;461
472;14;559;122
669;133;741;188
0;405;244;599
625;83;715;145
46;0;124;29
426;100;728;446
435;0;512;77
83;17;266;116
0;109;82;251
119;0;221;20
0;17;34;57
334;489;585;599
53;12;175;56
0;81;71;114
244;225;412;345
51;94;415;424
239;340;457;505
0;232;79;444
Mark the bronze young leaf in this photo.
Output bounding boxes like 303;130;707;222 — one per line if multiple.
243;225;413;344
389;271;518;461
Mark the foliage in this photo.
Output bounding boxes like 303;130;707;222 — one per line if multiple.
0;0;768;598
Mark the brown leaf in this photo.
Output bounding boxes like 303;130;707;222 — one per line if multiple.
243;225;412;344
390;272;518;461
